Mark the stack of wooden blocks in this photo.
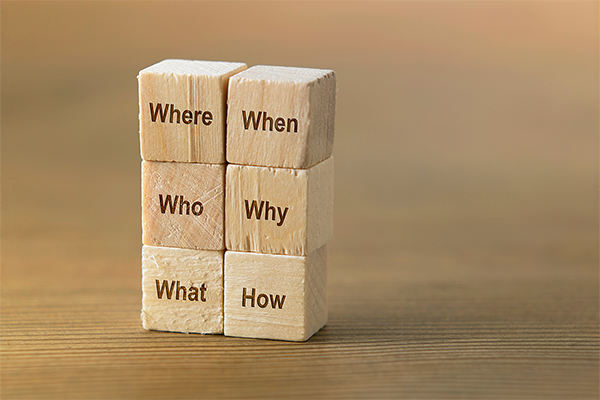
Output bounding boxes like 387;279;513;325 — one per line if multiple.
138;59;336;341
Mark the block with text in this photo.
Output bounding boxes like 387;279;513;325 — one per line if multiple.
224;246;327;342
225;157;333;256
141;245;224;334
142;161;225;250
227;65;336;169
139;59;247;163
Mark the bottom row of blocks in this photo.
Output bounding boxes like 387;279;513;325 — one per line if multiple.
141;245;327;342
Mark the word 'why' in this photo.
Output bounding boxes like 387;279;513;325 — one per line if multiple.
244;200;288;226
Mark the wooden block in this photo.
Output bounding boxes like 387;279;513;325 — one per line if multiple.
224;246;327;342
139;59;247;163
226;65;336;168
142;160;225;250
141;245;224;334
225;157;334;256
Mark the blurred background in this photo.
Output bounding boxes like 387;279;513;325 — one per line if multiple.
3;1;597;283
1;1;598;397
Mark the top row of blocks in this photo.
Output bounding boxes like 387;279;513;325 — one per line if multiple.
138;60;336;169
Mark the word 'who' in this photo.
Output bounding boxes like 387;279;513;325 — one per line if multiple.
159;194;203;216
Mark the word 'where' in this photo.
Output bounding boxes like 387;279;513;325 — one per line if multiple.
149;103;213;126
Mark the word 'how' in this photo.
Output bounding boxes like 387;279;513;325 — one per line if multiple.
245;200;288;226
149;103;213;126
242;288;286;309
156;280;207;301
159;194;203;216
242;110;298;133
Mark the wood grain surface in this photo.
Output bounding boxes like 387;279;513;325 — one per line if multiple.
2;2;598;399
139;59;246;164
226;65;336;169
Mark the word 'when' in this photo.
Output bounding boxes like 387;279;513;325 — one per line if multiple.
242;110;298;133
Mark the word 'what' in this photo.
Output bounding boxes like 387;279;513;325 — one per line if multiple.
156;280;207;301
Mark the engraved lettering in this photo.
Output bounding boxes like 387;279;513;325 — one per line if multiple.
155;280;206;302
245;200;265;220
265;201;276;221
275;117;285;132
192;201;203;216
179;196;190;215
202;111;213;126
270;294;286;309
148;103;212;126
169;104;181;123
187;284;206;301
287;118;298;133
277;207;289;227
149;103;169;123
176;281;186;300
188;286;199;301
241;288;286;309
242;110;262;130
200;283;207;302
159;194;203;216
257;294;269;308
244;200;289;226
159;194;179;214
156;279;175;299
242;110;298;133
242;287;255;307
262;114;274;131
182;110;193;124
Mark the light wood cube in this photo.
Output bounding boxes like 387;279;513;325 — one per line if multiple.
141;245;224;334
225;157;333;256
142;161;225;250
224;246;327;342
139;59;247;163
226;65;336;168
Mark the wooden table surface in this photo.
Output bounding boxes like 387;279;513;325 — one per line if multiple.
2;2;598;399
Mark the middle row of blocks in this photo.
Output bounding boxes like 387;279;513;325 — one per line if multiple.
142;157;333;256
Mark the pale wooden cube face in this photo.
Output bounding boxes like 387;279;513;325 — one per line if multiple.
142;161;225;250
139;59;247;163
224;246;327;342
225;157;334;256
227;65;336;168
141;246;224;334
